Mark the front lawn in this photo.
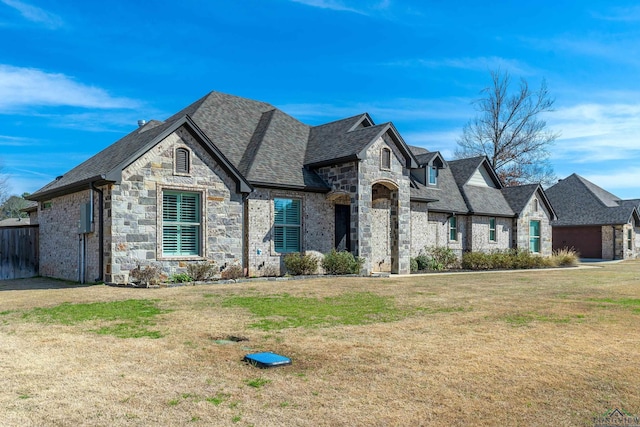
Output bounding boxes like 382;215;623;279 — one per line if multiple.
1;261;639;426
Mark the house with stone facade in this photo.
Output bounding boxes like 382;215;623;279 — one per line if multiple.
546;174;640;259
27;91;555;284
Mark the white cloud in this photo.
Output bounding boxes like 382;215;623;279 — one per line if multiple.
0;0;63;29
288;0;390;15
592;6;640;22
0;65;140;112
0;135;38;146
550;102;640;163
278;97;473;124
386;56;536;76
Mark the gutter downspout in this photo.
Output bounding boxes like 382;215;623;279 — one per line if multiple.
91;182;104;282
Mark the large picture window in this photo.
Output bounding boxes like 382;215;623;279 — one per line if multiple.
163;191;201;256
529;220;541;253
274;198;301;253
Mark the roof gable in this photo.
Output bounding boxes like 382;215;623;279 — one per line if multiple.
546;174;638;226
502;184;557;220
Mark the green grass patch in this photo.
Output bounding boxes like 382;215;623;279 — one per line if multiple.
22;299;169;338
221;292;407;330
588;298;640;313
245;378;271;388
503;312;582;326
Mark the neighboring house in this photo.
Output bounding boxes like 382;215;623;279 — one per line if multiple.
27;91;556;284
546;174;640;259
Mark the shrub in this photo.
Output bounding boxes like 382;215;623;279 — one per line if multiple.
552;247;580;267
410;257;419;273
414;254;430;271
186;261;217;281
129;263;161;287
220;264;244;280
283;252;319;276
261;264;280;277
461;252;492;270
171;273;193;283
425;246;459;270
322;249;365;275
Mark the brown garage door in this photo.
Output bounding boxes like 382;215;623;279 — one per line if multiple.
553;226;602;258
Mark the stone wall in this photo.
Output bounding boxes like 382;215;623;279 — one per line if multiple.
358;135;411;274
466;215;512;253
108;128;244;283
245;188;334;277
410;201;429;257
514;190;553;256
37;189;101;282
426;212;465;259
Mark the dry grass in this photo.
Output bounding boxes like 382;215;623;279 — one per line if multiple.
2;261;640;426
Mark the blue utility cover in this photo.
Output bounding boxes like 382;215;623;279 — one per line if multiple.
244;352;291;368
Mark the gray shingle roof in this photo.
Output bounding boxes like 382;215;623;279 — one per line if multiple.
447;157;514;217
546;174;638;226
502;184;557;220
410;166;468;213
30;91;421;199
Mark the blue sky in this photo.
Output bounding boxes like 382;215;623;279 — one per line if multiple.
1;0;640;198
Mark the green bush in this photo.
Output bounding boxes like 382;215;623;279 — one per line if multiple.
414;254;430;271
283;252;319;276
171;273;193;283
410;257;419;273
186;261;217;281
461;252;492;270
425;246;459;270
322;249;364;275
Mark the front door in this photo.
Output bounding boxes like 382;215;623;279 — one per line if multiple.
334;204;351;252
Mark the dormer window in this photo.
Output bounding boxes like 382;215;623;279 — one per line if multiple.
175;147;190;175
428;166;438;185
381;148;391;170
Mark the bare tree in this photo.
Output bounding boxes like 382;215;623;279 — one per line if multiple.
455;70;559;186
0;164;8;205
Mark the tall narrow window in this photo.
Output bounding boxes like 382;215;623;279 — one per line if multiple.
175;147;190;174
529;220;541;253
381;148;391;170
163;191;200;256
628;229;633;250
532;198;539;212
489;217;496;242
274;198;301;253
449;216;457;241
429;166;438;185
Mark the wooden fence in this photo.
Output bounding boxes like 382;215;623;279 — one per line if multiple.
0;225;39;280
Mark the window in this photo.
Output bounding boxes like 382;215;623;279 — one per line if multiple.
175;147;190;174
381;148;391;170
628;229;633;250
532;198;539;212
162;191;200;256
428;166;437;185
449;216;457;241
274;198;301;253
489;217;496;242
529;220;541;253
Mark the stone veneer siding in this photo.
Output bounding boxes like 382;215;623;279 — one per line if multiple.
602;222;640;260
513;192;553;256
245;188;333;277
466;215;512;253
37;189;101;282
424;212;465;259
107;128;244;283
410;201;430;257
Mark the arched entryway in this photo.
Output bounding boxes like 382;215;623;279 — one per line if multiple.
371;181;399;273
